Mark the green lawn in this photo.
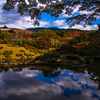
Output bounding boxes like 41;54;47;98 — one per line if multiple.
0;44;39;59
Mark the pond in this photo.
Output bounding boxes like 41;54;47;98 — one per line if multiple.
0;61;100;100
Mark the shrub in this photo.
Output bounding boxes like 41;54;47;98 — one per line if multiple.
72;54;80;60
41;52;61;63
0;46;3;50
24;53;27;56
16;53;22;57
20;50;25;52
24;53;33;56
35;49;42;53
28;54;33;56
32;50;38;54
25;47;28;50
29;49;33;52
2;50;13;58
66;54;80;60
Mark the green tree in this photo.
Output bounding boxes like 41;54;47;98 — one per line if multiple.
56;30;68;37
2;50;13;58
41;52;60;63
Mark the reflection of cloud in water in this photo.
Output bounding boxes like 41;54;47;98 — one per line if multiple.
0;68;99;100
56;76;81;90
0;68;63;100
55;70;100;100
17;68;39;77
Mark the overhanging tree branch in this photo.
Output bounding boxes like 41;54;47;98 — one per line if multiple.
2;0;100;26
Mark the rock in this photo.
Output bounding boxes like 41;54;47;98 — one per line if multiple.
32;56;34;59
3;63;8;65
18;63;22;65
2;58;6;60
21;56;25;60
77;62;81;65
25;52;27;54
27;56;30;60
24;61;28;64
9;63;13;65
9;58;12;60
15;58;18;60
13;63;17;65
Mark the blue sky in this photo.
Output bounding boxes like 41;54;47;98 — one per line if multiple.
0;0;99;30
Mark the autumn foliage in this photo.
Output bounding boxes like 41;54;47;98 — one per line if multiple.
0;28;100;56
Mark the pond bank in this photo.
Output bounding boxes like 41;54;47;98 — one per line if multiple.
0;54;100;67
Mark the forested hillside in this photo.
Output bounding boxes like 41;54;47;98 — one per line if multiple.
26;27;82;32
0;28;100;65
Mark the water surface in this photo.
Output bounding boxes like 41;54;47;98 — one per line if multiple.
0;64;100;100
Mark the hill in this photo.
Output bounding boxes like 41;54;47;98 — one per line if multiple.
0;27;33;34
26;27;82;32
12;28;33;34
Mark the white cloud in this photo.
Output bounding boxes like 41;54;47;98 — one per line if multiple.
25;0;30;5
0;0;99;30
0;0;46;29
59;10;71;18
0;0;50;29
39;21;50;27
0;0;6;6
4;19;50;29
73;5;81;14
59;5;81;18
79;11;94;15
59;24;98;30
72;24;98;30
53;20;65;26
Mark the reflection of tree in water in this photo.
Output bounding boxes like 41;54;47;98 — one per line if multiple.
28;65;61;78
0;62;100;88
0;65;61;78
12;67;23;72
0;67;4;73
0;66;11;73
42;68;61;78
69;67;87;74
66;62;100;90
3;0;100;26
87;61;100;90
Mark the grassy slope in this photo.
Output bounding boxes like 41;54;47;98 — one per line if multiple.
12;28;33;34
0;44;39;58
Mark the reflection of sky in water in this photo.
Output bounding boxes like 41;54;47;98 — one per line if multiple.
0;68;100;100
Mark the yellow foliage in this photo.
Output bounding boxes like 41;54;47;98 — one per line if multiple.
57;59;60;62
